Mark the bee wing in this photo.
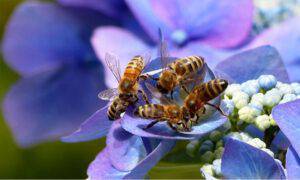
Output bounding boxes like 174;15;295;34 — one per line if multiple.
145;82;175;105
158;28;171;70
98;88;119;101
105;53;122;82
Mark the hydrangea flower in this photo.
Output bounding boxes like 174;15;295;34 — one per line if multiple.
60;45;291;179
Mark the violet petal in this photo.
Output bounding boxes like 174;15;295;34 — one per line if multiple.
249;16;300;82
91;26;154;88
126;0;253;48
272;99;300;154
222;138;286;179
2;1;108;76
215;46;290;83
286;146;300;179
61;105;111;143
2;62;106;147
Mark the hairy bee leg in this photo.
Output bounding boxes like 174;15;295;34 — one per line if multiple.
181;85;190;94
139;74;159;81
143;120;159;130
167;122;178;131
138;89;150;104
205;102;228;117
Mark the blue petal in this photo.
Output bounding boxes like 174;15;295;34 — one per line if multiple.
222;138;286;179
271;130;290;151
272;99;300;154
57;0;126;18
249;16;300;82
61;105;112;143
286;146;300;179
125;0;253;48
88;121;175;179
2;62;106;147
87;148;129;179
106;120;147;171
2;1;107;76
215;46;290;83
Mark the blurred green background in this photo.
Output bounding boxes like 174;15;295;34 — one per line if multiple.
0;1;106;178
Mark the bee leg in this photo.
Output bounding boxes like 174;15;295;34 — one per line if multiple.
170;90;174;100
181;85;190;94
205;102;228;117
139;74;159;81
143;120;159;130
167;122;178;131
138;89;150;104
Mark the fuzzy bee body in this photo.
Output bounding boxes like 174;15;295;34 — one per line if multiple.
157;55;206;94
135;104;191;132
107;97;129;120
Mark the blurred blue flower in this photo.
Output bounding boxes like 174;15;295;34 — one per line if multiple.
272;99;300;178
1;1;121;147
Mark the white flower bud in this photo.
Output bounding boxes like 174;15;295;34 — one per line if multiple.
255;115;271;131
238;106;257;123
291;83;300;95
226;132;242;141
279;84;295;95
263;91;281;107
280;93;297;104
241;80;260;96
225;84;241;98
212;159;222;176
258;75;277;90
247;138;266;149
232;91;250;109
222;99;235;114
201;164;214;177
239;132;252;142
251;93;265;104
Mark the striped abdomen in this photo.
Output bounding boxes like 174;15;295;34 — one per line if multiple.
169;55;205;77
135;104;165;120
193;79;228;102
123;56;145;81
107;97;129;120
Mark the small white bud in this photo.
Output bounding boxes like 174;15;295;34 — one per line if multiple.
212;159;222;176
232;91;250;109
251;93;265;104
239;132;252;142
247;138;266;149
291;83;300;95
263;91;281;107
255;115;271;131
238;106;257;123
225;84;241;98
280;93;297;104
261;148;274;157
241;80;260;96
201;164;214;177
222;99;235;114
226;132;242;141
279;84;295;95
258;75;277;90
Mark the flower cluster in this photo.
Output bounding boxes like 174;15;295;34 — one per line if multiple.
223;75;300;131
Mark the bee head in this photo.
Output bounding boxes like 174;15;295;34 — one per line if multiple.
184;95;203;113
156;71;176;93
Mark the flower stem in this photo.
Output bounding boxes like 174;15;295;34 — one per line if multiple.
263;126;279;148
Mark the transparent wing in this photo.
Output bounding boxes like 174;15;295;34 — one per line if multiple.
145;82;175;105
98;88;119;101
158;28;171;70
105;53;122;82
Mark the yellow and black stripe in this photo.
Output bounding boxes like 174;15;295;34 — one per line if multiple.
199;79;228;102
169;55;205;76
107;97;128;120
135;104;165;119
123;56;145;80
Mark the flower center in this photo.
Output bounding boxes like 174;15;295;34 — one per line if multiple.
171;29;188;45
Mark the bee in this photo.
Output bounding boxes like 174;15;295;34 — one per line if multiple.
134;103;192;132
183;79;228;124
145;29;207;98
98;53;151;120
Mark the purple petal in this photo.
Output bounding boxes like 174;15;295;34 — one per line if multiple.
171;42;233;68
126;0;253;48
215;46;290;83
61;105;111;143
91;26;153;88
2;63;106;147
271;130;290;151
222;138;286;179
106;120;147;171
272;99;300;154
121;112;227;140
2;1;106;76
286;146;300;179
57;0;126;18
249;16;300;82
87;148;129;179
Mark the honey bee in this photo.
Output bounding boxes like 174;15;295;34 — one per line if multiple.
183;79;228;123
134;103;192;132
98;53;151;120
138;79;228;131
146;30;207;98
